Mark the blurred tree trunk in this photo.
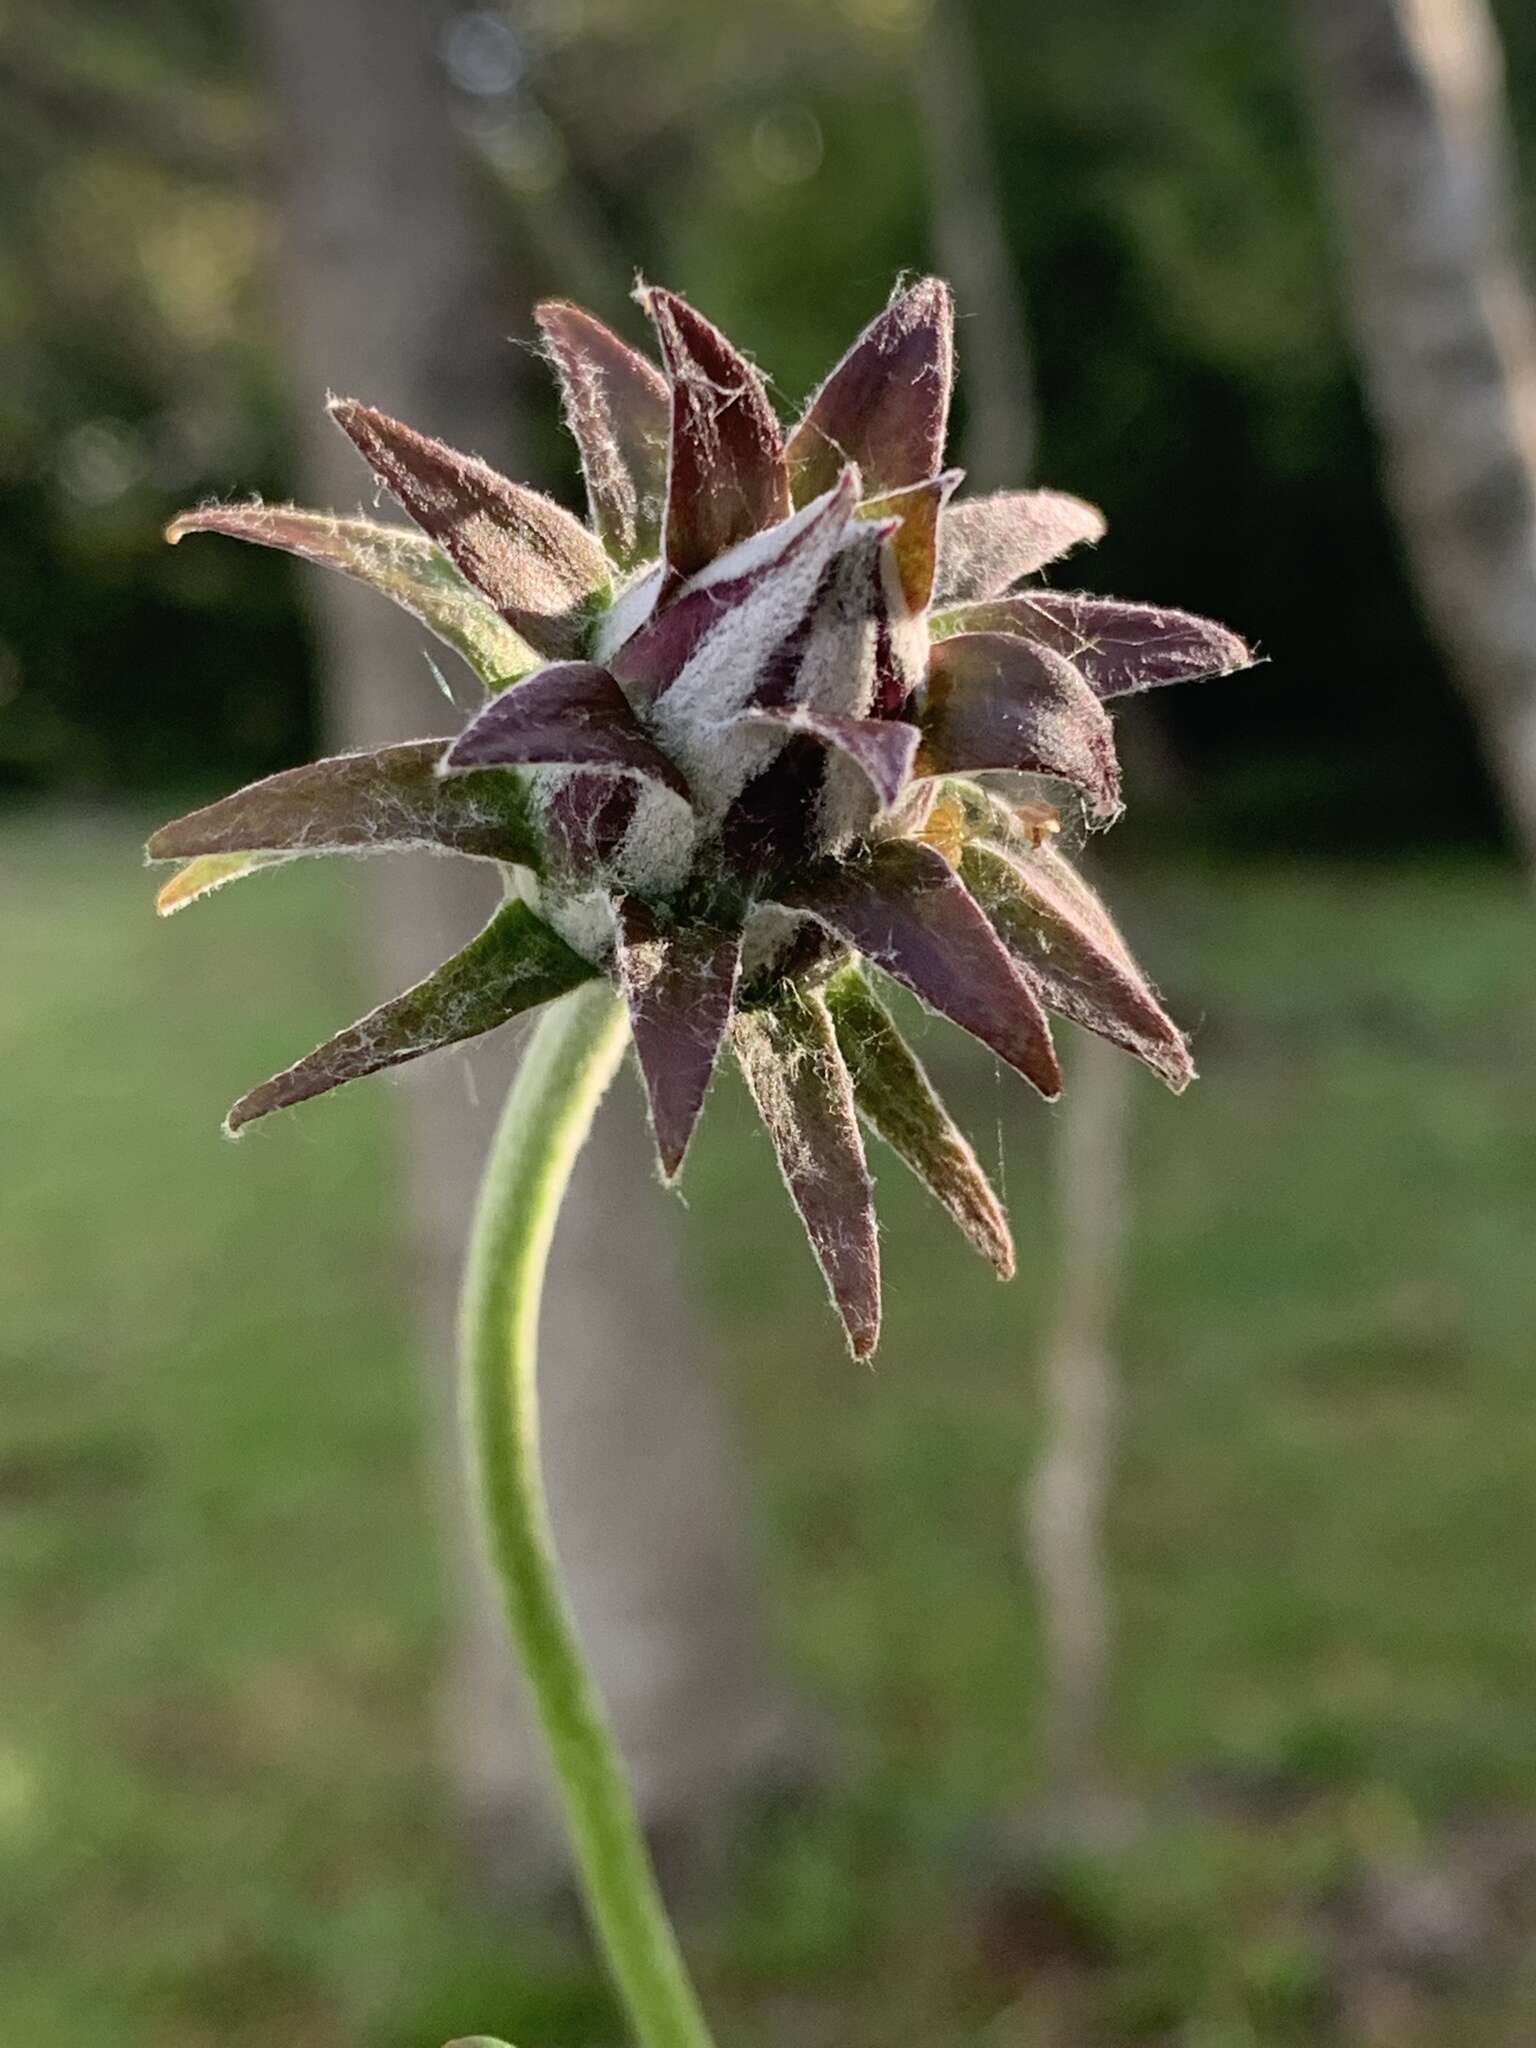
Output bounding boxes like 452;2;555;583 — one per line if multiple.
241;0;806;1892
913;2;1125;1825
1026;1035;1126;1817
1297;0;1536;865
909;3;1036;481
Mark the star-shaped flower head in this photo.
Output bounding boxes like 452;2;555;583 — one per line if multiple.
152;278;1252;1358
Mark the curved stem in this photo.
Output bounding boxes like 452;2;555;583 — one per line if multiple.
460;980;717;2048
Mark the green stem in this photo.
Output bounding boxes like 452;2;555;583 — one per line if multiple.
459;980;717;2048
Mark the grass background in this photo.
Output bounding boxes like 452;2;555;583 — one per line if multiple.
5;807;1536;2045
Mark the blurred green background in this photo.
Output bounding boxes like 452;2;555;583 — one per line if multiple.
6;1;1536;2043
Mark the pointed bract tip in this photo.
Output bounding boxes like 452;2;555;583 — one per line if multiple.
848;1321;879;1363
163;501;267;547
645;284;790;577
327;394;396;455
890;273;952;315
1130;1035;1195;1094
633;278;686;320
164;504;243;547
533;295;666;381
633;281;691;342
326;395;377;452
153;852;267;916
640;284;775;392
654;1138;687;1185
788;274;955;505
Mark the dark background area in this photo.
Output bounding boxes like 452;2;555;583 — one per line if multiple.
5;0;1535;853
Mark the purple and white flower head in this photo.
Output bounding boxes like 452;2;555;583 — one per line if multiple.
152;279;1251;1356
